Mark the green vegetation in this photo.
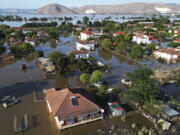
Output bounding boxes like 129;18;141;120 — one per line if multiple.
146;43;156;53
167;42;180;48
15;30;25;41
47;51;65;64
0;15;23;21
115;41;129;55
80;73;89;84
58;22;73;32
129;44;144;59
0;45;6;55
10;43;34;58
100;38;112;51
125;66;160;104
90;70;102;84
78;58;92;73
48;51;70;77
33;50;44;59
22;22;57;28
83;16;89;25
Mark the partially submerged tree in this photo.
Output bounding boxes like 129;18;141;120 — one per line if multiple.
90;70;102;84
80;73;89;84
125;66;160;104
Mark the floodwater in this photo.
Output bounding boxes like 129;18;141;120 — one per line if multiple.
0;13;179;27
0;32;180;134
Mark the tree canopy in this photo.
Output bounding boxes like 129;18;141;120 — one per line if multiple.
90;70;102;84
47;51;64;64
80;73;89;84
125;66;160;104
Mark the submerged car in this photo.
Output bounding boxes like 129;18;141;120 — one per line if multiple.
1;96;19;108
108;102;125;116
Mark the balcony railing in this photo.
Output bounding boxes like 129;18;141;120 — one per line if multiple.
60;115;103;130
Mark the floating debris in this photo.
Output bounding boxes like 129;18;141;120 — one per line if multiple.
1;96;19;108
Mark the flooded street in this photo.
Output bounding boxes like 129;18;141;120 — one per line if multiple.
0;33;180;135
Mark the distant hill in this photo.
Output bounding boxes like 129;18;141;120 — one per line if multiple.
0;8;34;14
76;3;180;14
0;3;180;15
34;3;76;15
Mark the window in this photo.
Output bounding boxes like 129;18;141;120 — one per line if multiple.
70;96;78;106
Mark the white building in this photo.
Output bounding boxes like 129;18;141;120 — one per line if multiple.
80;31;91;40
154;7;171;14
153;48;180;63
76;40;95;51
132;35;152;45
85;9;96;14
38;57;55;72
68;50;90;59
25;37;37;47
45;88;104;130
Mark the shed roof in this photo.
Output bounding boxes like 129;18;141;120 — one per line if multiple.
163;106;180;117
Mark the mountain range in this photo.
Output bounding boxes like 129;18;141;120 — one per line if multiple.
0;3;180;14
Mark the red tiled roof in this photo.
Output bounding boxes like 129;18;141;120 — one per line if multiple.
148;35;155;40
45;88;102;120
114;32;123;35
81;31;91;35
174;39;180;42
154;48;180;56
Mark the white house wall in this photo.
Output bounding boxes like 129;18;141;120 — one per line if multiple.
80;33;90;40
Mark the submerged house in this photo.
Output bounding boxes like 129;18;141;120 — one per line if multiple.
68;50;90;59
132;34;154;45
80;31;91;40
113;32;123;37
38;57;55;72
76;40;95;51
45;88;104;130
153;48;180;63
25;37;38;47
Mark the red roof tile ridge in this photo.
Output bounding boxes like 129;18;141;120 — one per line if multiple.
55;89;73;116
45;88;69;115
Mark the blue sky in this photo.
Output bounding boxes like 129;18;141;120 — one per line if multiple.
0;0;180;9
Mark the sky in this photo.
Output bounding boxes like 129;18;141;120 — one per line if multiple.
0;0;180;9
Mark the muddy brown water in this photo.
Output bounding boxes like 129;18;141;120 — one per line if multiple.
0;39;180;135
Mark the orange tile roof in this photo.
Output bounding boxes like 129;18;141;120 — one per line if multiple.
114;32;123;35
81;31;91;35
154;48;180;56
45;88;102;120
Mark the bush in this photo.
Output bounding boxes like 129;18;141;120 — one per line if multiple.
0;45;6;55
34;50;44;58
80;73;89;84
167;42;180;48
90;70;102;84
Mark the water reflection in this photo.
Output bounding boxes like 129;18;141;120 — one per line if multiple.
162;85;180;101
98;49;112;61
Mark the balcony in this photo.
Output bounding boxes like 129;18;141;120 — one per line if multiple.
60;115;103;130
